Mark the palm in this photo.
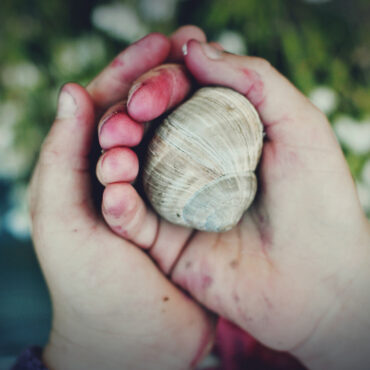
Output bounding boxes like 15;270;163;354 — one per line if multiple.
31;143;213;368
171;119;366;351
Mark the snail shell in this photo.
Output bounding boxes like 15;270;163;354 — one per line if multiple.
142;87;264;232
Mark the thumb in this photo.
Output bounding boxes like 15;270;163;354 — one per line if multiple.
183;40;335;147
37;83;97;217
47;83;95;162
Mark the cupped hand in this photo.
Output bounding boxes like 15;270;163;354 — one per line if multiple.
29;27;215;370
98;38;370;369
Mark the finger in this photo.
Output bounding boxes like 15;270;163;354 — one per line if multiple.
102;183;159;248
168;25;207;62
98;101;144;150
102;182;194;274
127;63;192;122
96;147;139;186
38;83;96;216
208;42;224;51
87;33;171;111
183;40;331;146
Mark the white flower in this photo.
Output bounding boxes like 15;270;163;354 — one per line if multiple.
54;35;106;76
91;3;148;42
217;30;247;55
139;0;178;21
0;123;14;152
309;86;338;115
0;100;36;180
334;115;370;155
0;100;23;151
3;206;31;240
3;184;31;240
0;100;23;127
1;61;42;90
0;146;33;180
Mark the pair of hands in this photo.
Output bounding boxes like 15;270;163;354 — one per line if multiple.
29;26;370;369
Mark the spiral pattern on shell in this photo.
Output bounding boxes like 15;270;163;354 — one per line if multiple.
142;87;264;232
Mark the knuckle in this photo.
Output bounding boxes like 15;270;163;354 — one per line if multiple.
39;146;60;166
252;57;273;73
39;137;62;166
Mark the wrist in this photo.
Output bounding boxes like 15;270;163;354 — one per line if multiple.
42;310;208;370
43;327;122;370
293;223;370;369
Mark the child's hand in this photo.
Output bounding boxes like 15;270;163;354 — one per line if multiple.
98;38;370;370
29;28;214;370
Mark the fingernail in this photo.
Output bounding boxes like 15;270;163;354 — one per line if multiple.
56;88;77;119
98;111;115;137
200;43;223;60
127;82;142;107
98;103;126;136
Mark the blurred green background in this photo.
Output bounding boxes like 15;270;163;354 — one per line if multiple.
0;0;369;367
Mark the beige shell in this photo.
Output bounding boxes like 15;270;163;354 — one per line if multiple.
142;87;264;232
